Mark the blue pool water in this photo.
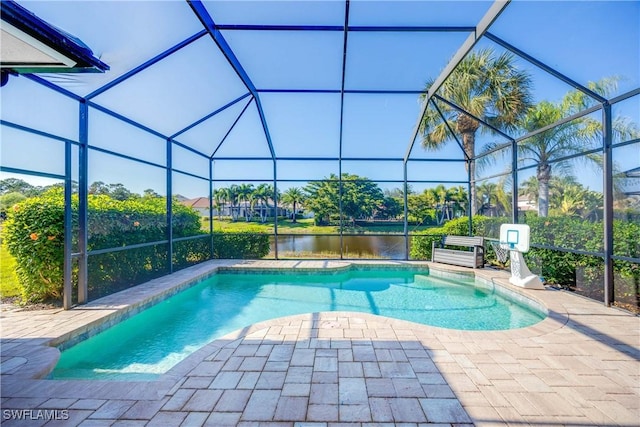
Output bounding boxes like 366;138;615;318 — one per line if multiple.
51;269;545;380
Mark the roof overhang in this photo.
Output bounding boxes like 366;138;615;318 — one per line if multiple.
1;0;109;84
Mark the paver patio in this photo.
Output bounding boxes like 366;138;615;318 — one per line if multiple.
1;260;638;426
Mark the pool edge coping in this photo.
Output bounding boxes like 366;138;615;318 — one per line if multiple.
1;259;565;382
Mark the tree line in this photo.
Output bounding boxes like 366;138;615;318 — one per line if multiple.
0;179;167;219
1;174;630;226
210;174;617;227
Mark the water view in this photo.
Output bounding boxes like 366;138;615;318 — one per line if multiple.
272;235;408;259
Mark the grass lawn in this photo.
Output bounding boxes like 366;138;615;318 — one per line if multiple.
0;244;21;298
205;217;432;234
207;218;340;234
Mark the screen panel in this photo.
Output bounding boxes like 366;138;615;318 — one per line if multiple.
1;126;66;176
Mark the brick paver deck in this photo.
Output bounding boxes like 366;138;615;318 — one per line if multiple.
1;260;638;426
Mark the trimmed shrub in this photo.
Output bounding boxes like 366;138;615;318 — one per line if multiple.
409;233;442;260
3;188;208;302
173;237;212;271
85;194;206;298
212;232;270;259
3;189;66;302
438;215;508;238
524;216;639;295
87;243;171;301
410;215;638;308
410;216;508;261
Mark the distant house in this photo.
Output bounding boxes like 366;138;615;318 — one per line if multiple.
621;166;640;196
517;195;537;212
180;197;287;219
181;197;210;217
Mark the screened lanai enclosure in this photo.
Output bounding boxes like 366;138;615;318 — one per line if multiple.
1;0;638;311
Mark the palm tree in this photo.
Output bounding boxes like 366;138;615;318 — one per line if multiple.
281;187;305;223
495;179;512;217
213;187;228;219
518;176;539;208
476;176;513;217
252;184;274;223
227;184;240;221
547;178;603;220
502;78;638;217
449;185;468;217
555;183;587;217
477;181;498;216
236;183;254;222
425;185;454;224
419;48;533;215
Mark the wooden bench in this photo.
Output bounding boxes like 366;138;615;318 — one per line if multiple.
431;235;485;268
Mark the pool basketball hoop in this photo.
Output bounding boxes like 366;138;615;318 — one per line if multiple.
499;224;544;290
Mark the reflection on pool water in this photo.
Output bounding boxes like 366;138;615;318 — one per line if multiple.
51;269;545;380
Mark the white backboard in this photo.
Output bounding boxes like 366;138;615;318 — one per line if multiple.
499;223;531;252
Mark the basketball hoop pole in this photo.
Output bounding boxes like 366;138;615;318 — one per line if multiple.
508;250;544;289
499;224;544;290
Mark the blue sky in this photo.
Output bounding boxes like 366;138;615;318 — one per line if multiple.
1;0;638;199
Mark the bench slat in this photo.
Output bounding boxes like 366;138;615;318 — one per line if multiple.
432;250;479;268
431;234;485;268
442;235;483;246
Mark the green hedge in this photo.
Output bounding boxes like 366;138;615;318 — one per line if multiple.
411;215;639;309
3;189;272;303
173;237;212;270
3;190;66;302
410;216;507;261
523;216;639;304
86;232;270;301
213;232;270;259
3;189;206;302
86;193;206;300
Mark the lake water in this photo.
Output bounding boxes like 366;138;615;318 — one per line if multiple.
271;235;408;259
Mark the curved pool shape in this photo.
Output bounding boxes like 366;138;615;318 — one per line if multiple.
51;269;545;380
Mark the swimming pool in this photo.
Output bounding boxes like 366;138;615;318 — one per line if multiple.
50;268;545;380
